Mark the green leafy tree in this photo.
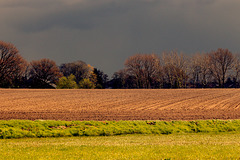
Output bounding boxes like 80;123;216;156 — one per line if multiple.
79;79;95;89
57;74;78;89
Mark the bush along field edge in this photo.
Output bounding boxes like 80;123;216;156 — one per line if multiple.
1;120;240;139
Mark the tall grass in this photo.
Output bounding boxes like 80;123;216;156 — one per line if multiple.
1;120;240;139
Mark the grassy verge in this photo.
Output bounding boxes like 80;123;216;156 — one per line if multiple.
1;119;240;139
1;134;240;159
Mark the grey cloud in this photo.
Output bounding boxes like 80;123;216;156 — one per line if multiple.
1;0;240;75
6;0;164;33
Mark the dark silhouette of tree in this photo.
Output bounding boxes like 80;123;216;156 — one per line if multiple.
0;41;27;87
110;70;127;89
208;48;234;87
29;58;62;88
93;68;108;88
60;61;92;83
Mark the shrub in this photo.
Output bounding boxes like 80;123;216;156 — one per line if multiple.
57;74;78;89
79;79;95;89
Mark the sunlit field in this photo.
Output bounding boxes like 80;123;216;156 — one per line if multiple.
1;89;240;159
1;89;240;120
1;134;240;160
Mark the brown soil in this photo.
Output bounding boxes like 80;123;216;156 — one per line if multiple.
1;89;240;121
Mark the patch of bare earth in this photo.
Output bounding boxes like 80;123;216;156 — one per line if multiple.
1;89;240;121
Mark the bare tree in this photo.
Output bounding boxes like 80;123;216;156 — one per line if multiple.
142;54;163;88
189;53;201;87
29;58;62;88
162;51;188;88
208;48;234;87
190;53;210;87
124;54;144;88
0;41;27;87
231;54;240;87
124;54;161;88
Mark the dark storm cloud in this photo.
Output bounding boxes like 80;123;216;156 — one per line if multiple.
10;0;162;33
1;0;240;75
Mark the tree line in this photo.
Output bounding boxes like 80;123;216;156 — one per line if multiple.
0;41;108;89
111;49;240;88
1;40;240;89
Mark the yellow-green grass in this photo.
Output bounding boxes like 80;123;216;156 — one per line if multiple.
1;120;240;139
1;134;240;160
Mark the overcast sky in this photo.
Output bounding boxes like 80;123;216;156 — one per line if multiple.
1;0;240;76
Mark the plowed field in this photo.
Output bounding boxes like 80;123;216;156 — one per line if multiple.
1;89;240;121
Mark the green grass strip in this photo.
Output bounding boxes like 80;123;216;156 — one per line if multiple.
1;119;240;139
